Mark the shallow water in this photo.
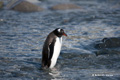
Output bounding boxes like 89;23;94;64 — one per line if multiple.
0;0;120;80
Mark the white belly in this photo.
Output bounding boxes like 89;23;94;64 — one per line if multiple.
49;37;62;68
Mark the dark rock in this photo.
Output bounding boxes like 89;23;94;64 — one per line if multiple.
51;4;81;10
95;49;120;56
6;0;44;12
95;37;120;49
0;1;3;9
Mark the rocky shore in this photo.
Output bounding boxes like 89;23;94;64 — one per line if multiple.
2;0;82;12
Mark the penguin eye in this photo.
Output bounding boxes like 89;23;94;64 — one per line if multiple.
57;29;61;33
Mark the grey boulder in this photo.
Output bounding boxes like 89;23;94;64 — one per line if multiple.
95;37;120;49
51;3;81;10
6;0;44;12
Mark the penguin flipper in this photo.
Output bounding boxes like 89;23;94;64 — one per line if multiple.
42;46;49;67
48;39;56;67
42;33;56;68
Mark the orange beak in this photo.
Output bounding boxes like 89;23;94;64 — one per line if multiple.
63;32;67;36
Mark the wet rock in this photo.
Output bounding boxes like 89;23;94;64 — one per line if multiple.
0;1;3;9
95;37;120;49
95;49;120;56
51;4;81;10
6;0;44;12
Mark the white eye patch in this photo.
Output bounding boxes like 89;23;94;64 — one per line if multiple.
58;29;61;32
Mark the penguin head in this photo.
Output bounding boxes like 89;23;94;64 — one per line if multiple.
54;28;67;37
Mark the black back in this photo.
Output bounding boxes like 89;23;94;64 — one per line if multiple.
42;31;56;68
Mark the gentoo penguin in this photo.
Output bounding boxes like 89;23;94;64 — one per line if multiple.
42;28;67;69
